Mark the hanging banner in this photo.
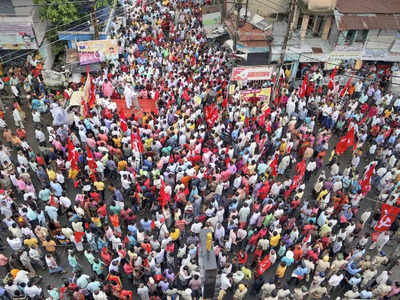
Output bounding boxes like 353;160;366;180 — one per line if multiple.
374;203;400;232
240;88;271;103
231;66;274;81
77;39;119;65
0;22;37;49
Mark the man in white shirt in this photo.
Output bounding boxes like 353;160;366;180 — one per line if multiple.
25;282;42;298
328;272;344;292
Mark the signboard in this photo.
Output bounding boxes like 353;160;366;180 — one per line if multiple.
76;39;118;65
0;23;37;50
203;12;221;29
42;70;66;87
240;88;271;103
231;66;273;81
202;6;221;33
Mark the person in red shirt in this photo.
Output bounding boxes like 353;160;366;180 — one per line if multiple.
120;289;133;300
293;244;303;261
97;202;107;218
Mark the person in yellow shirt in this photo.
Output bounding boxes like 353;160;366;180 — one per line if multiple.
42;237;56;253
170;228;180;241
47;169;56;181
317;189;328;203
112;136;121;148
270;231;281;248
241;266;252;281
117;160;128;171
275;261;287;279
24;237;39;248
94;180;105;199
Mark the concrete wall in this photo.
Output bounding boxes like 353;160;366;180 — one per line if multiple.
365;30;397;50
247;0;289;17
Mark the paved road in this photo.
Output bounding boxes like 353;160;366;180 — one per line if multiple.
0;86;398;300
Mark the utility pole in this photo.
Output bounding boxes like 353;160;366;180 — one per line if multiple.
233;0;242;53
90;0;99;39
244;0;249;22
272;0;297;102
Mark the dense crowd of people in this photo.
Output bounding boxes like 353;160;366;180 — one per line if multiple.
0;0;399;299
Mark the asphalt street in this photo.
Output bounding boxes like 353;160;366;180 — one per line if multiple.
0;87;399;300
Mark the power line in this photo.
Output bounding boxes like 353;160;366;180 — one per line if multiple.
0;6;111;62
1;9;115;65
11;1;97;8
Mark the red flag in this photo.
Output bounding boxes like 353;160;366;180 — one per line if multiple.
119;110;128;132
81;97;89;117
136;128;144;153
169;154;174;164
88;75;96;108
144;178;151;189
296;160;306;178
74;231;85;243
222;97;228;108
205;104;219;127
328;68;336;90
67;138;74;162
67;138;79;170
269;153;279;177
340;76;353;97
374;203;400;232
266;121;272;134
159;179;170;208
154;90;160;102
360;163;376;193
306;81;315;97
255;254;271;277
86;145;97;170
335;127;355;155
71;151;79;171
299;74;308;98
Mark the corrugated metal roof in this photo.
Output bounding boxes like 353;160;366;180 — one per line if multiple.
338;15;400;31
336;0;400;14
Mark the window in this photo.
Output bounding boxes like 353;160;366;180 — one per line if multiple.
345;30;356;43
355;30;368;42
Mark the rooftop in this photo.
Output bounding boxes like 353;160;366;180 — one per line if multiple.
338;14;400;31
336;0;400;14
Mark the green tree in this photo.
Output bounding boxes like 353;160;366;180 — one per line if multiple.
34;0;80;26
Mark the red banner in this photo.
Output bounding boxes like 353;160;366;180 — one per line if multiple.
374;203;400;232
231;66;273;81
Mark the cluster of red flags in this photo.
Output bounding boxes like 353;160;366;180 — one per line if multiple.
205;103;219;127
335;126;355;155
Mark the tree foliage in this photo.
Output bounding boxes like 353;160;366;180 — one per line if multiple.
34;0;80;26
